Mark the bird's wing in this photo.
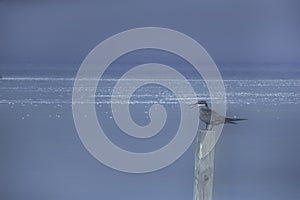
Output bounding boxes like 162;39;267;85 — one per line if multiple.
210;110;226;123
200;107;226;125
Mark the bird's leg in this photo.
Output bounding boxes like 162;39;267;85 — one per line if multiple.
205;123;209;130
205;124;213;130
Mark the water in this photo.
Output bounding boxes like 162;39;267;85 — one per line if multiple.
1;67;300;200
1;78;299;106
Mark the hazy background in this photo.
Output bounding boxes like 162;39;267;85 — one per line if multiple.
1;0;300;67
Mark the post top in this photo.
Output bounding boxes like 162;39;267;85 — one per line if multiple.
197;130;215;134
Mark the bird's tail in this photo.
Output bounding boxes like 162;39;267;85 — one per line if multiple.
225;117;247;124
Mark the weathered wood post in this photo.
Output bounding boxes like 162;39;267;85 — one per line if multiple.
193;130;215;200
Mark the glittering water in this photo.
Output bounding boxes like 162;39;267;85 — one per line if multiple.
1;77;299;106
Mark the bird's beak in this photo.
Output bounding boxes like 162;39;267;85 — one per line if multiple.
189;103;198;108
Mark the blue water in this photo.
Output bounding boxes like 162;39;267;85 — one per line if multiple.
1;66;300;200
1;78;299;106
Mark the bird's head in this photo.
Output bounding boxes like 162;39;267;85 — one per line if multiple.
190;100;208;108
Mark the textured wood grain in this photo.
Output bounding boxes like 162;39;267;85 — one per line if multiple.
193;130;215;200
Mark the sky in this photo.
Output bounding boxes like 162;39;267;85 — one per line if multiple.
0;0;300;68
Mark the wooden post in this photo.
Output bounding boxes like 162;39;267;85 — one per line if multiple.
193;130;215;200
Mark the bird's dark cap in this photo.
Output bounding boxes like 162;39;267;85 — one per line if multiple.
197;100;207;104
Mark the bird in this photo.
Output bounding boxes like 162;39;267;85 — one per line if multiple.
191;100;246;130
